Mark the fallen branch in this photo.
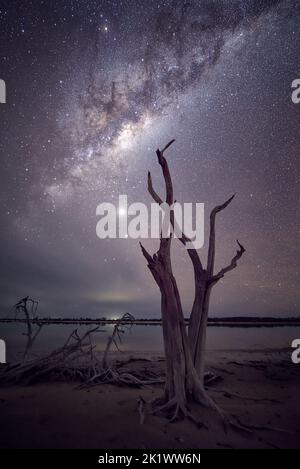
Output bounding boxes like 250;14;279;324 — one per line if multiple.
137;396;146;425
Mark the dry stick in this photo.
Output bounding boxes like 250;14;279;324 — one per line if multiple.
137;396;146;425
102;313;134;370
102;325;118;370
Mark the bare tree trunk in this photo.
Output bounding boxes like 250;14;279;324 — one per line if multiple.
188;283;211;382
141;238;212;418
188;197;245;380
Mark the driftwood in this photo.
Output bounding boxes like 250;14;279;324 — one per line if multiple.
0;314;164;389
0;327;102;386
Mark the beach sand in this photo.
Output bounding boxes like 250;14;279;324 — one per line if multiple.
0;349;299;449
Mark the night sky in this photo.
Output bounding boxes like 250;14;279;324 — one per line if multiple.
0;0;299;318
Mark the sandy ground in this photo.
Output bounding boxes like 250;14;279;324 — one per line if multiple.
0;349;299;449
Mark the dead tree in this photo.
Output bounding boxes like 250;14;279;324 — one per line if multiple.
141;140;245;420
102;313;135;369
13;296;43;360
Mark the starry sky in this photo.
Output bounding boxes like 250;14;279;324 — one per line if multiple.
0;0;299;318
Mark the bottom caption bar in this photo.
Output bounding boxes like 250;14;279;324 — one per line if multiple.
3;449;290;466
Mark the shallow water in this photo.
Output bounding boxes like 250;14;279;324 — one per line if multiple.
1;323;299;362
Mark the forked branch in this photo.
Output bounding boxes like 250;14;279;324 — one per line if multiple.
153;139;175;205
211;240;246;284
207;194;236;278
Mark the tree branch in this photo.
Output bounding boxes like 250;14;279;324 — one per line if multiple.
146;141;204;271
207;194;236;278
211;240;246;284
141;143;176;274
139;242;153;264
161;139;176;153
155;139;175;205
148;171;163;205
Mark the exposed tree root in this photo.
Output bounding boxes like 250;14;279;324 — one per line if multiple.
149;387;223;428
210;388;281;403
234;417;295;435
204;371;223;387
147;385;258;439
78;367;164;389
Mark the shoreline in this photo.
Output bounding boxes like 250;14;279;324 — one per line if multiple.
2;318;300;327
